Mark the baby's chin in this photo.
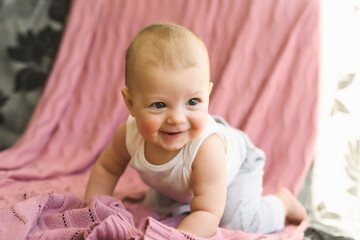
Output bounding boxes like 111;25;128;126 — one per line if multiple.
160;142;187;152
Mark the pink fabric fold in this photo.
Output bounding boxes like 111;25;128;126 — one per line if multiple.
0;193;141;239
0;0;319;239
0;193;308;240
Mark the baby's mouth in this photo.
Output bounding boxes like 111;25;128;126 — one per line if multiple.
161;131;185;137
166;132;179;135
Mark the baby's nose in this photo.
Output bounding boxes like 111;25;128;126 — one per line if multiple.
166;109;186;125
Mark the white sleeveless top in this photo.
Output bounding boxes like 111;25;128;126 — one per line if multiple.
126;114;247;203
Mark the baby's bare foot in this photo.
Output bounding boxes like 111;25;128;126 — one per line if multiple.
276;188;308;225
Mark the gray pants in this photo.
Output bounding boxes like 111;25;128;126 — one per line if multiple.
219;142;285;233
144;136;285;234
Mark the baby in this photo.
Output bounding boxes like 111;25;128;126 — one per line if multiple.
85;22;308;238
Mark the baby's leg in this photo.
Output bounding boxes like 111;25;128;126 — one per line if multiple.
221;185;286;233
221;132;308;233
220;154;286;233
275;188;308;224
144;188;190;216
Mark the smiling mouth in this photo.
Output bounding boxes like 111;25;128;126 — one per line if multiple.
166;132;180;135
161;131;185;137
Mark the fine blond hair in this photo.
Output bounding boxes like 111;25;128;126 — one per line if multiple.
125;22;209;88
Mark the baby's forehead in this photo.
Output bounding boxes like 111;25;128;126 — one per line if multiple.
132;34;208;70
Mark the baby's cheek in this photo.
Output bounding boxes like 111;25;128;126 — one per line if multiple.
136;117;159;137
191;114;207;137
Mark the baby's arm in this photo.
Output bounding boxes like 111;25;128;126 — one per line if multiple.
84;123;130;202
177;134;227;238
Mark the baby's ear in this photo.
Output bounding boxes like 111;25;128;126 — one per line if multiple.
209;82;213;95
121;88;135;116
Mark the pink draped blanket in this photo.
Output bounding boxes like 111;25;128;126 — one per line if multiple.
0;0;319;239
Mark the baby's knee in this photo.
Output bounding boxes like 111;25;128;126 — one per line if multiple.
220;202;262;232
220;196;285;233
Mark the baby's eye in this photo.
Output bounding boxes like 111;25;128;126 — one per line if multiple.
150;102;166;109
187;98;200;106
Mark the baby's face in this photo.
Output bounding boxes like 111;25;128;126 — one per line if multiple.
126;44;211;153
